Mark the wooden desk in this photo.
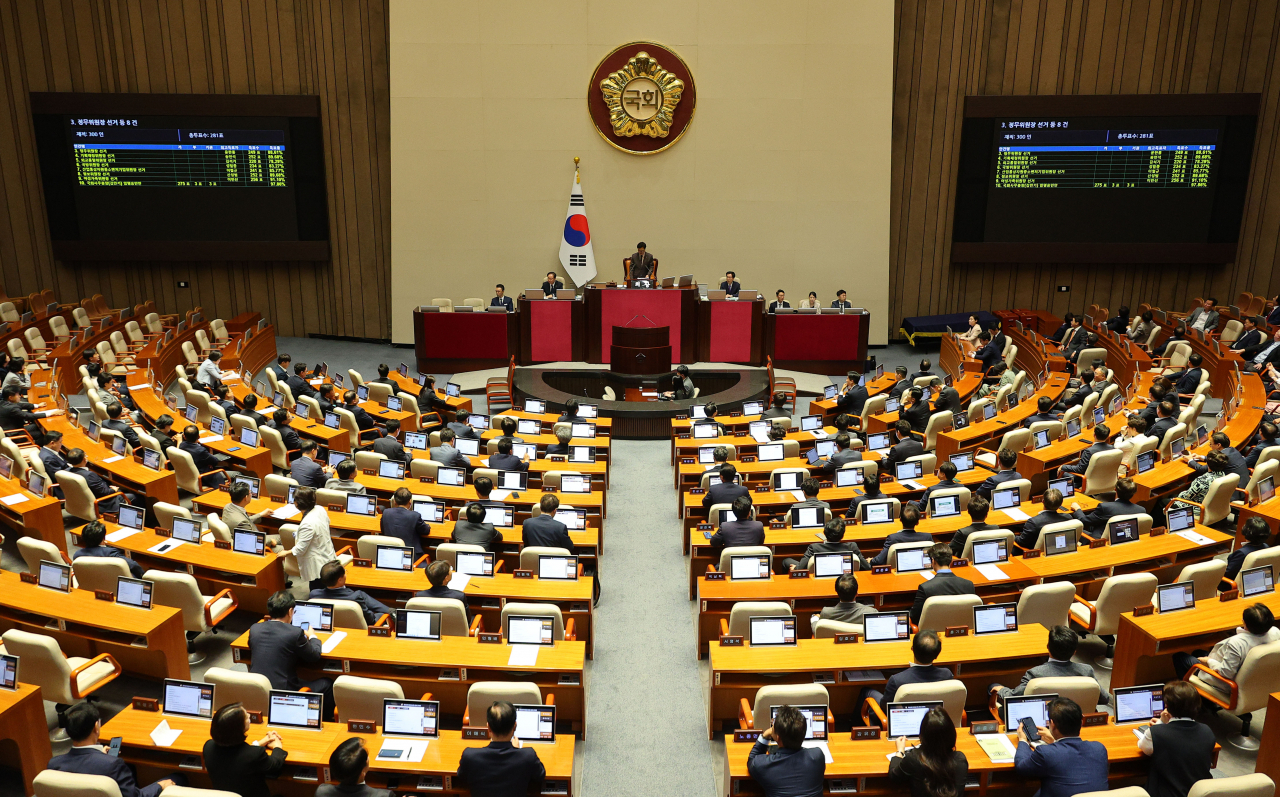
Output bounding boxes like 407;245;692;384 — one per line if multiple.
461;453;608;491
672;426;840;467
864;372;985;434
492;408;612;433
225;320;276;375
102;706;576;796
1111;591;1280;689
934;372;1070;461
807;373;900;421
224;380;349;453
0;464;66;551
0;684;52;796
389;372;473;421
230;626;588;734
351;471;607;523
1258;692;1280;786
0;570;189;681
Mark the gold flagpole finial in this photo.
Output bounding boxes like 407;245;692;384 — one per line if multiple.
574;156;580;183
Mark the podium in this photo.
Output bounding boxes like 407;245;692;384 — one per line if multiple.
610;325;671;374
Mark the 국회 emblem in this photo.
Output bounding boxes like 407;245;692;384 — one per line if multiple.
587;42;696;155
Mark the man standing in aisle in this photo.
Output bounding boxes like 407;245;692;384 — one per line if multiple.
626;242;655;279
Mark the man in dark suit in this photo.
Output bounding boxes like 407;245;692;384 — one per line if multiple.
913;461;962;512
64;448;129;514
1013;698;1109;797
1137;384;1167;428
694;401;729;436
1059;424;1113;477
820;432;862;472
1066;331;1097;366
882;420;925;476
38;430;70;496
1247;328;1280;373
0;385;63;437
73;520;144;578
290;440;332;488
430;429;471;469
239;393;271;428
1173;353;1205;395
489;438;529;472
626;242;656;279
835;371;868;417
832;289;852;309
451;502;501;551
931;377;961;415
1068;478;1144;536
1184;431;1250;486
342;391;376;434
1232;315;1264;355
703;463;750;509
414;559;469;605
975;450;1021;499
871;504;931;566
178;425;227;488
761;392;790;420
790;477;831;513
415;375;450;418
210;385;237;419
719;271;740;296
456;701;546;797
48;702;185;797
991;626;1107;707
972;331;1002;373
267;408;302;453
489;284;514;311
1023;397;1061;428
768;289;790;313
1245;421;1280;468
541;271;564;296
369;364;393;385
371;418;412;465
1058;370;1095;412
746;704;826;795
910;544;977;624
285;362;318;400
948;496;999;556
308;561;393;626
447;410;479;440
317;383;338;415
873;629;954;710
708;495;765;548
888;366;911;399
269;354;291;384
1147;401;1178;447
523;494;575;552
381;487;430;561
248;591;335;720
899;387;931;433
782;518;870;573
103;402;141;450
1058;315;1083;350
1015;489;1073;550
319;738;390;797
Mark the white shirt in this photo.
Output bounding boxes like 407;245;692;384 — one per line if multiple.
1205;625;1280;680
1190;313;1209;332
1253;341;1280;365
1136;717;1196;755
291;506;336;582
196;358;221;387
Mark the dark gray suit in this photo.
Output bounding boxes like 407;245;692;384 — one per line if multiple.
910;570;976;624
47;746;175;797
380;506;429;560
822;448;862;473
702;480;750;509
246;619;334;718
371;435;411;465
456;741;546;797
522;514;575;552
429;444;470;469
74;544;144;579
746;739;825;797
709;519;765;548
447;421;478;440
290;456;327;488
997;658;1107;702
1071;500;1144;536
627;251;655;278
451;520;501;551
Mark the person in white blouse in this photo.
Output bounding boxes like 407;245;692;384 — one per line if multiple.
798;291;821;310
291;487;337;592
959;313;983;342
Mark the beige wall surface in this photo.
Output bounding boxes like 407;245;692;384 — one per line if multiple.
390;0;893;345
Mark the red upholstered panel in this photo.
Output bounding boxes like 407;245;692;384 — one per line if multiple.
599;289;683;363
772;314;861;360
420;312;509;359
529;300;574;362
708;301;755;362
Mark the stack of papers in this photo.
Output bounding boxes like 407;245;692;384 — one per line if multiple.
447;573;471;591
1003;507;1030;522
841;669;885;682
803;740;834;763
1175;529;1215;546
489;489;512;501
920;571;935;581
751;430;771;443
321;631;347;654
128;383;150;391
508;645;539;666
199;435;224;444
103;455;124;464
107;527;143;543
150;719;182;747
975;734;1017;763
272;504;301;520
975;564;1008;581
1;494;29;506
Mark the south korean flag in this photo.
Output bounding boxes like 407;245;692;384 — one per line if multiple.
558;169;597;286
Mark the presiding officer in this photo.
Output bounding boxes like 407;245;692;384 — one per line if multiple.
626;242;656;279
720;271;740;296
541;272;564;296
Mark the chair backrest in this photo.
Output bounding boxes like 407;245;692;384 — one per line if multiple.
1241;547;1280;583
1159;422;1188;460
0;302;17;324
2;437;28;481
145;312;162;333
258;426;290;470
316;488;349;510
367;382;393;404
917;595;983;632
55;470;102;522
813;619;864;639
410;458;441;479
310;598;370;630
750;684;830;731
1079;390;1100;420
334;407;362;449
1244;460;1280;503
333;674;404;723
430;298;455;312
435;543;483;567
1025;676;1101;712
1196;473;1242;526
1175;559;1228;601
264;473;298;498
1220;319;1244;343
861;394;887;427
994;384;1014;413
1166;342;1192;369
894;680;967;728
717;545;771;574
1003;344;1019;369
181;340;199;365
1;629;74;703
519;546;573;571
33;771;123;797
997;428;1031;455
726;601;791;638
1081;448;1124;496
1000;478;1033;503
16;537;64;575
1027;420;1063;441
145;570;210;633
967;398;993;424
165;447;206;494
1187;774;1277;797
154;501;192;531
204;666;272;713
1121;435;1159;473
1075;348;1106;375
1179;395;1206;427
1032;519;1084;551
1017;581;1076;629
356;534;405;560
71;556;131;593
405;596;471;636
465;682;540;726
184;390;213;425
959;528;1013;560
207;513;232;543
1092;573;1158;635
73;307;91;329
1233;641;1280;714
348;369;364;387
887;540;934;569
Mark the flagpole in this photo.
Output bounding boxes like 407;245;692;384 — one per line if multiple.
574;155;580;184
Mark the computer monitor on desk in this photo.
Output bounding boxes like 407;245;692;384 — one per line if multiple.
1004;694;1054;732
863;611;910;643
268;690;324;730
770;705;827;740
382;698;440;739
1114;685;1164;724
163;679;214;719
887;701;942;738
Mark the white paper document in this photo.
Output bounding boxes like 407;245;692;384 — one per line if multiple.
107;527;143;543
975;564;1008;581
803;740;834;763
507;644;540;667
446;573;471;591
103;455;124;464
975;733;1017;763
272;504;301;520
150;719;183;747
480;458;490;467
377;739;429;762
321;630;347;654
1175;529;1215;546
751;430;771;443
790;490;807;503
128;383;150;391
900;480;924;490
489;490;512;502
1003;507;1030;522
199;435;224;443
148;539;186;554
0;494;29;506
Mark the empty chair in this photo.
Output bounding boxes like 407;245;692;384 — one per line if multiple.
356;534;405;561
70;556;132;594
429;298;455;312
916;595;983;632
333;674;405;722
1024;676;1101;711
17;537;70;576
2;628;121;704
721;601;792;638
463;681;542;727
406;596;476;637
1175;560;1227;601
1186;775;1276;797
499;602;573;641
1069;573;1158;666
204;667;272;714
33;771;125;797
975;428;1029;470
144;570;238;663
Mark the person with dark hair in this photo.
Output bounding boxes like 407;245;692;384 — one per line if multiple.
694;401;728;436
468;476;505;511
815;572;873;625
495;416;524;446
381;487;429;561
342;390;377;434
792;477;831;512
325;459;365;494
889;706;968;797
1146;401;1177;449
975;449;1021;499
223;481;273;548
1058;424;1112;478
38;429;70;493
267;407;302;452
762;392;790;420
1165;449;1230;525
1135;681;1215;797
179;425;227;488
369;363;392;385
291;487;336;592
317;738;390;797
452;502;500;551
703;462;750;509
416;374;449;417
768;289;790;313
65;448;129;514
1057;369;1094;412
1015;488;1072;550
1128;310;1156;342
239;392;270;428
555;398;580;423
972;329;1003;373
317;382;338;415
820;432;862;472
101;401;142;450
1173;602;1278;680
990;626;1106;708
626;241;655;279
456;701;546;797
836;371;868;417
870;504;930;567
882;419;925;474
890;365;912;399
930;377;962;415
720;271;740;296
913;461;960;511
832;290;852;309
281;362;316;401
371;417;412;465
869;631;952;710
1014;697;1108;797
48;701;185;796
290;440;331;487
414;559;468;605
309;561;392;626
429;428;470;469
1226;517;1272;580
73;519;144;578
783;518;869;574
709;494;764;548
1231;314;1264;354
1068;477;1143;536
0;384;62;436
270;353;292;383
490;437;530;472
1186;298;1220;334
1183;430;1250;486
948;496;998;556
975;362;1015;399
447;409;478;440
541;271;564;297
249;590;334;719
195;349;223;391
523;493;575;552
209;384;237;418
1105;305;1130;334
1245;421;1280;468
665;364;695;400
202;702;288;797
910;544;976;624
901;387;931;433
747;704;825;795
151;413;177;452
1173;352;1205;395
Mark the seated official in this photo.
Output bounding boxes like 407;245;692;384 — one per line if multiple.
1173;602;1279;680
913;461;961;512
761;392;790;420
1183;431;1250;487
249;590;335;720
291;440;333;488
867;630;952;711
888;366;911;399
415;559;469;605
888;706;968;797
747;704;826;796
556;398;580;424
1057;371;1095;413
0;384;63;437
494;416;524;446
523;494;575;552
948;496;997;556
456;701;546;797
959;313;983;342
223;482;278;551
1232;315;1264;355
1128;310;1157;343
430;428;471;469
211;384;237;419
381;487;430;561
489;283;514;311
1154;323;1188;357
2;358;28;396
900;387;930;433
1138;681;1216;797
791;477;831;512
239;393;270;428
1023;396;1061;428
720;271;740;296
1173;353;1205;395
626;242;655;279
882;419;925;475
695;402;729;436
285;362;319;401
547;425;573;456
1058;424;1113;478
975;449;1021;500
179;425;228;488
324;459;366;494
318;738;392;797
371;418;413;465
818;433;861;473
975;363;1015;399
799;291;821;309
663;364;695;400
1226;517;1272;581
39;430;70;496
832;289;852;309
783;518;870;573
708;495;765;548
65;448;133;514
1106;305;1130;334
416;374;450;417
448;409;479;440
270;354;291;383
768;289;790;313
1013;698;1108;797
342;390;377;434
870;504;930;567
150;413;178;452
815;572;873;625
308;561;393;626
541;271;564;296
703;463;750;509
835;370;868;417
267;408;302;452
103;403;141;450
196;350;224;390
202;702;288;797
452;502;501;551
1186;298;1220;335
910;544;976;624
912;359;933;380
1159;450;1228;525
490;438;530;472
370;364;393;385
74;519;144;578
1068;477;1143;537
1245;421;1279;468
467;476;506;512
990;626;1106;707
971;330;1002;373
1015;488;1072;550
847;477;889;522
930;377;961;415
48;702;185;797
1146;400;1178;445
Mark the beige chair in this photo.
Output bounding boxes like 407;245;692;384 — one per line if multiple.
347;369;364;388
204;667;272;713
967;397;993;425
1231;547;1280;587
1121;435;1159;474
34;771;123;797
1076;788;1149;797
1187;640;1280;750
519;546;573;571
207;513;232;543
1079;390;1101;421
742;684;830;731
334;406;378;450
500;602;573;640
958;529;1014;561
921;412;952;452
1079;448;1124;497
0;302;18;324
1025;676;1102;710
975;428;1030;469
853;497;901;523
367;382;393;404
316;487;350;510
1024;518;1084;552
1177;394;1205;428
1027;420;1064;442
1186;774;1276;797
429;298;455;312
1219;319;1244;343
996;478;1033;503
72;306;92;330
184;390;213;425
1003;344;1019;369
903;453;938;473
1158;422;1189;460
1175;560;1227;601
1075;348;1107;375
410;458;441;480
858;394;887;430
50;316;74;342
717;545;772;575
840;460;878;484
70;556;132;594
354;450;386;471
917;595;983;632
434;542;483;567
333;674;404;722
17;537;71;577
356;534;405;561
1069;573;1158;666
1238;460;1280;506
55;471;122;523
873;680;967;728
144;570;238;664
2;628;121;703
167;446;225;496
812;619;863;639
463;682;541;727
1174;473;1241;527
721;601;791;638
1017;582;1077;629
406;596;476;637
259;426;292;471
164;787;242;797
993;383;1015;413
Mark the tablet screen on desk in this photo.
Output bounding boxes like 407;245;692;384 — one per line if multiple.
972;539;1008;565
983;403;997;421
743;400;764;416
884;397;901;413
498;470;528;491
171;517;202;543
896;548;930;573
538;555;578;581
524;399;546;414
323;412;341;430
1157;581;1195;613
1259;476;1276;504
992;487;1020;510
141;449;161;471
867;433;891;452
327;451;349;468
1242;565;1275;597
730;555;771;580
395;609;441;641
690;404;707;419
949;452;974;472
0;654;16;690
790;507;822;529
1109;518;1139;545
386;396;403;412
1170;437;1186;458
749;616;796;646
560;474;590;494
800;415;823;432
861;501;893;525
771;704;826;740
410;499;444;523
952;412;968;430
1047;477;1074;498
403;432;427;451
698;446;718;464
233;530;266;556
234;475;261;500
209;416;226;435
813;552;853;578
446;382;460;398
111;434;128;455
887;701;942;738
1004;695;1054;733
376;545;413;571
895;461;922;480
382;698;440;738
1032;430;1051;449
973;603;1017;635
468;414;490;431
814;440;836;459
757;443;784;462
0;454;11;480
1135;450;1157;474
356;385;369;402
26;471;45;497
570;446;596;464
514;704;556;743
436;467;465;486
578;403;598;419
294;404;310;421
378;460;406;480
292;601;333;633
518;419;541;436
455;438;480;457
824;384;838;400
163;679;214;719
554;508;586;529
455;551;494;577
692;423;718;439
117;503;145;531
774;472;801;491
506;615;554;645
484;506;514;527
930;495;960;518
268;690;323;730
571;423;595;439
116;577;153;609
835;468;863;488
1066;418;1081;437
1167;507;1194;532
1114;685;1164;724
1045;531;1076;556
863;611;911;643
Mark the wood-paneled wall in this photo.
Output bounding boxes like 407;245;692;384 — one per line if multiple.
0;0;390;339
892;0;1280;337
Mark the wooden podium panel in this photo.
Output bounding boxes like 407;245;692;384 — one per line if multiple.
584;286;698;363
610;325;672;374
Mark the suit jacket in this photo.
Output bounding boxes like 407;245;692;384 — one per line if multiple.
719;280;741;296
910;570;976;624
949;522;1001;556
47;746;165;797
822;447;862;473
798;541;870;571
247;619;324;691
152;428;177;452
768;301;791;313
832;299;852;308
1023;412;1060;428
871;529;932;567
74;544;143;578
489;451;528;472
1016;510;1073;549
380;506;430;560
836;385;868;416
522;514;575;552
976;469;1021;499
315;784;392;797
490;295;514;311
430;444;470;469
933;386;962;414
223;502;264;536
627;251;655;278
447;421;478;440
413;583;469;607
1246;438;1280;468
1232;328;1263;352
709;519;765;548
883;663;955;706
241;408;270;428
541;280;564;296
746;739;826;797
1174;367;1203;395
1013;736;1109;797
0;399;42;431
345;404;375;431
889;379;911;399
371;435;411;464
913;478;962;511
324;478;365;494
103;418;141;449
975;340;1002;372
999;659;1106;702
1063;382;1093;410
456;741;545;797
703;480;750;509
179;439;221;474
1147;416;1177;445
1186;306;1220;332
285;374;318;400
1226;542;1270;580
1072;500;1144;536
820;599;874;624
39;446;69;481
882;439;925;474
762;407;790;419
308;585;393;625
68;466;121;513
452;520;501;551
1190;447;1250;487
202;740;288;797
271;421;302;452
901;403;931;433
291;456;328;488
1062;442;1113;476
